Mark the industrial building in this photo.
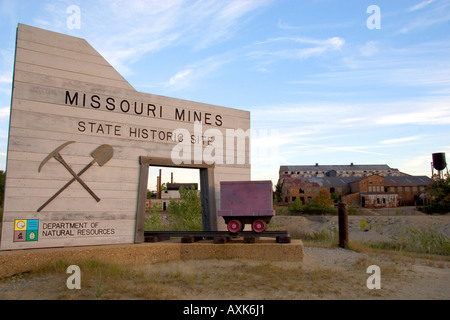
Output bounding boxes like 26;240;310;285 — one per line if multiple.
278;164;432;208
279;163;407;179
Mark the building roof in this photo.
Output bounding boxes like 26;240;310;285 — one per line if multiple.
384;176;432;186
281;175;432;188
308;176;360;187
166;183;198;190
280;164;395;173
282;176;360;188
280;177;320;188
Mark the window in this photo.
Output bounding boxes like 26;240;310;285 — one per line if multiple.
299;188;305;194
292;196;296;202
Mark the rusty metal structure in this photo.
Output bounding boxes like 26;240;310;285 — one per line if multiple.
218;181;275;233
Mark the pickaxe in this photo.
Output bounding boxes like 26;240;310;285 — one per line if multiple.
39;141;100;202
37;142;114;212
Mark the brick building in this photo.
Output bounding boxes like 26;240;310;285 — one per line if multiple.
278;164;431;208
347;175;398;208
280;177;321;204
384;176;430;206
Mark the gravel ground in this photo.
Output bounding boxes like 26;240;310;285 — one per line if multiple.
0;209;448;300
0;245;448;300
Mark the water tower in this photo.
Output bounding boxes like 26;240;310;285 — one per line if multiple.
431;152;447;179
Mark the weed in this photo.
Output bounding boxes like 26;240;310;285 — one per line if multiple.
360;219;368;231
146;204;164;230
392;224;450;255
289;227;338;246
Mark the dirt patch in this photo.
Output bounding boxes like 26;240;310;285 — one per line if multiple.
0;246;448;300
0;210;448;300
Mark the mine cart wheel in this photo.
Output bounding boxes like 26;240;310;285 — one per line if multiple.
252;219;266;233
227;220;242;233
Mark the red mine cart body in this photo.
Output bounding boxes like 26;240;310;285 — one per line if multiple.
218;181;275;233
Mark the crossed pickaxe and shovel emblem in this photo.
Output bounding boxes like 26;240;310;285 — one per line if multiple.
37;141;113;212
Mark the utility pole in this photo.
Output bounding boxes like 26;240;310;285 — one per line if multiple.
338;202;348;248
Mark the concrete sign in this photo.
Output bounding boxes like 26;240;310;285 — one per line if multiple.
0;24;250;250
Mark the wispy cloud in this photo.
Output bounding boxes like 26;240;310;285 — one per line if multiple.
359;41;380;57
0;107;10;120
290;38;450;96
34;0;273;76
409;0;435;12
250;96;450;152
158;53;232;90
276;19;355;31
380;136;422;145
0;74;12;84
169;69;192;86
400;0;450;33
376;105;450;125
248;36;345;62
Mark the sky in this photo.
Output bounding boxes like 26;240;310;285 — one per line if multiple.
0;0;449;189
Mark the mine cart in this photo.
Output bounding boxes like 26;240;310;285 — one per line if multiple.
218;181;275;233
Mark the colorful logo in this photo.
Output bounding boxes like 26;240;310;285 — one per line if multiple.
14;219;39;242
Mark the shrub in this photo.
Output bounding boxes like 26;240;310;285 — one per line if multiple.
311;189;334;208
288;197;337;215
392;224;450;255
146;204;164;231
424;173;450;214
360;219;368;231
347;205;359;215
288;198;303;213
167;186;202;231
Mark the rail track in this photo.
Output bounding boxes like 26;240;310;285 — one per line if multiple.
144;230;291;244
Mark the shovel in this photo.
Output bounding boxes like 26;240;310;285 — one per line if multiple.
37;144;114;212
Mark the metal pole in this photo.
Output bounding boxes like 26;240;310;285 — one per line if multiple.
338;202;348;248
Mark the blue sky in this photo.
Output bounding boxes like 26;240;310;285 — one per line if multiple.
0;0;449;187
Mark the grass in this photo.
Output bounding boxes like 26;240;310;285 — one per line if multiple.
391;224;450;256
290;228;339;247
298;226;450;256
0;258;379;300
271;213;450;256
1;233;446;300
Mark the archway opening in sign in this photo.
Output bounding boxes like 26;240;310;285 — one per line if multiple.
147;166;201;229
134;156;216;243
